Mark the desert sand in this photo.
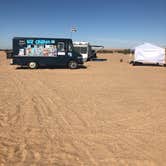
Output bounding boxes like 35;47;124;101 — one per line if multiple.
0;51;166;166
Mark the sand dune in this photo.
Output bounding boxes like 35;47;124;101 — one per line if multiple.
0;51;166;165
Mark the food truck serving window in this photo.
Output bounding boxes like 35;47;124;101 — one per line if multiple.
17;39;57;57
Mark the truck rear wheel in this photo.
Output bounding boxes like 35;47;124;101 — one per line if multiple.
68;60;78;69
28;62;38;69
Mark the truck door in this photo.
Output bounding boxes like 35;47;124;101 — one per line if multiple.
56;41;68;65
67;40;73;57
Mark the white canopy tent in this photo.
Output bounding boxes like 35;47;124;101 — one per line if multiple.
134;43;165;64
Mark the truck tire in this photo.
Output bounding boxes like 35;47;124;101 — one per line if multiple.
68;60;78;69
28;62;38;69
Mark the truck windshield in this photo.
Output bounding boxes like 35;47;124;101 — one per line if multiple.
74;47;87;54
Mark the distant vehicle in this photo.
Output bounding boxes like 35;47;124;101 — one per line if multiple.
73;41;104;62
12;37;84;69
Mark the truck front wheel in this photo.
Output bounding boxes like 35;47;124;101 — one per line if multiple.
68;60;78;69
28;62;38;69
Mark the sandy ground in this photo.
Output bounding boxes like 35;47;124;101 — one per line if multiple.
0;51;166;166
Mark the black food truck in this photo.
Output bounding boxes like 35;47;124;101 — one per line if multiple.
12;37;84;69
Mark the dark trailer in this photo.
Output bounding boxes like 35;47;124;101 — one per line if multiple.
12;37;84;69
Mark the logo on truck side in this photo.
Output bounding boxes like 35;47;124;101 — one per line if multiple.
26;39;55;45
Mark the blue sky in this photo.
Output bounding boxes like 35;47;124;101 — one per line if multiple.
0;0;165;48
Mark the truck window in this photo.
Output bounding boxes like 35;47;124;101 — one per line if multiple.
80;47;87;54
74;47;87;54
74;47;80;53
58;42;65;52
68;42;73;52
